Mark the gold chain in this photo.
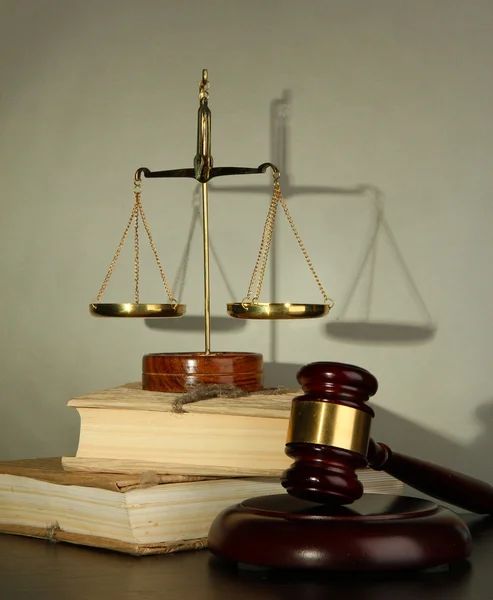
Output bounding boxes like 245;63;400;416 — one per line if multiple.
243;168;333;308
137;193;178;307
277;187;333;307
243;187;279;306
95;175;177;306
134;183;140;303
95;202;138;303
253;184;280;301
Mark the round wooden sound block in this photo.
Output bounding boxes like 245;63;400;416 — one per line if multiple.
208;494;472;571
142;351;263;392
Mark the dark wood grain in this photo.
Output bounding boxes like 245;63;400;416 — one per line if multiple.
208;493;472;571
1;515;492;599
282;444;368;505
295;361;379;409
142;351;263;392
368;441;493;515
281;362;376;504
282;362;493;514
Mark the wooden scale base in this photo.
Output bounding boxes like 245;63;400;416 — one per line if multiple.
142;352;264;392
208;493;472;572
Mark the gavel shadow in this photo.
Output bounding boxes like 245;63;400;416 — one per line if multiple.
207;554;473;598
265;361;493;487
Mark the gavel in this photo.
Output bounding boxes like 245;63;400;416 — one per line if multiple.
281;361;493;514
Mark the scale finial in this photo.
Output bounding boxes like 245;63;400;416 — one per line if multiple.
195;68;212;182
199;69;210;102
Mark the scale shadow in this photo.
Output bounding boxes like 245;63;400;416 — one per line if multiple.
325;321;437;344
145;316;246;333
207;91;436;348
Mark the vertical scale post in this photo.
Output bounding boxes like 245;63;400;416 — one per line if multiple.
141;69;264;393
201;180;211;354
195;70;213;354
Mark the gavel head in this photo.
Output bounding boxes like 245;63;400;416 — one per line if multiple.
281;361;378;505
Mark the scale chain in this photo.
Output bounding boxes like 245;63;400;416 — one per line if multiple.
94;175;177;307
243;186;279;306
134;189;140;303
277;189;333;308
252;185;280;302
95;203;138;303
243;169;333;308
137;192;178;307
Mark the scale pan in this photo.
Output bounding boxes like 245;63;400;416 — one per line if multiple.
227;302;329;320
90;303;186;318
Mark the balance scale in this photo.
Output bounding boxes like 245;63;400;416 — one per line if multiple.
89;69;333;392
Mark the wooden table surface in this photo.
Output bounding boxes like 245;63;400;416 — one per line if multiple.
1;514;492;599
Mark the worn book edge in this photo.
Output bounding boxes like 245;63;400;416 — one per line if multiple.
67;384;298;418
61;456;286;477
0;458;220;492
61;456;405;493
0;523;206;556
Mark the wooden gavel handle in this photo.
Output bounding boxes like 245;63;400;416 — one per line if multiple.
367;439;493;515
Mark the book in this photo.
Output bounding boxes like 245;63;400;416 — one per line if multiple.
0;458;404;556
0;458;288;555
64;384;389;477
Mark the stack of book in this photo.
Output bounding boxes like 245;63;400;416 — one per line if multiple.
0;384;403;555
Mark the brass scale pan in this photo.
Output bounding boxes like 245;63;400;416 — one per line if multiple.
90;302;327;320
90;303;186;319
226;302;328;320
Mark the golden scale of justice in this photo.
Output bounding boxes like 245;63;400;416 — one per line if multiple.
89;69;334;393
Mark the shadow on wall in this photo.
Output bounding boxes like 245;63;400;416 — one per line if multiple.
324;185;436;344
145;316;247;333
325;322;436;344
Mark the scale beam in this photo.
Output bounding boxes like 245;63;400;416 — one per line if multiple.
135;163;276;183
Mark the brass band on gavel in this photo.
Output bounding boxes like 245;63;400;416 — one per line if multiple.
285;400;372;457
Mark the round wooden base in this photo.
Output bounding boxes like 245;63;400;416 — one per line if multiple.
142;351;263;393
208;494;472;571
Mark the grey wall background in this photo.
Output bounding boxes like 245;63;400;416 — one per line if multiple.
1;0;492;484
